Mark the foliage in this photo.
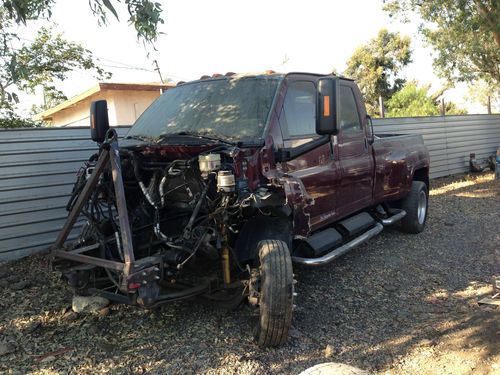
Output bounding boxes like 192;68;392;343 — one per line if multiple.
0;22;109;111
467;80;500;112
386;81;467;117
0;110;41;128
383;0;500;86
344;29;412;116
3;0;164;43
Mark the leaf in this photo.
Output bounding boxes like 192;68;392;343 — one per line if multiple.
102;0;120;21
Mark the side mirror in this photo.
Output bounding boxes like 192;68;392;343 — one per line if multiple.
90;100;110;143
316;78;339;135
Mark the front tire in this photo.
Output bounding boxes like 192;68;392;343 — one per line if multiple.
255;240;294;348
400;181;428;233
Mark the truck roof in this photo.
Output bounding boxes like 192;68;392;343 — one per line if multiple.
178;71;354;86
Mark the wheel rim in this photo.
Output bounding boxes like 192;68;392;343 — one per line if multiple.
417;190;427;224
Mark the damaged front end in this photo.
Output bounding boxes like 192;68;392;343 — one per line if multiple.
51;129;288;308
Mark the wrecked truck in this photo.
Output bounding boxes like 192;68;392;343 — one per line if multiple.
51;72;430;347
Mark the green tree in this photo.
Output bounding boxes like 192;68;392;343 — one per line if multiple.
386;81;467;117
0;0;164;128
344;29;412;116
383;0;500;86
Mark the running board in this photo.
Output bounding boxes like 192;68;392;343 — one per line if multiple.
381;209;406;226
292;223;384;266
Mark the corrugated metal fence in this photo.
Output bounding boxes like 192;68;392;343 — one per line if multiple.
1;114;499;261
373;114;500;178
0;127;130;261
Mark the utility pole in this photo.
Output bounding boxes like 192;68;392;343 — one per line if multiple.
153;60;165;93
379;96;385;118
487;95;492;114
440;98;445;116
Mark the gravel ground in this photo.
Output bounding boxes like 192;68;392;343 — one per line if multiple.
0;172;498;374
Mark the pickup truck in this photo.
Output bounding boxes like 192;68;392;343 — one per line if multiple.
52;72;430;348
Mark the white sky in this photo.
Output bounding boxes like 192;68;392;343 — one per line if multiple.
16;0;490;116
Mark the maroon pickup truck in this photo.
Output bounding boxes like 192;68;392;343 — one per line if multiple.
52;72;430;348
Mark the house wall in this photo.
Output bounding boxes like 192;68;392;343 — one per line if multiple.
49;89;161;127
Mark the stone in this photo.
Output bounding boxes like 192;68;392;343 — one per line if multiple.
72;295;110;314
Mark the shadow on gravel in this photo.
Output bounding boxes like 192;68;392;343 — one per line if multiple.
0;173;498;374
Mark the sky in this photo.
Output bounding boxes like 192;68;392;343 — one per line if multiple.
16;0;490;115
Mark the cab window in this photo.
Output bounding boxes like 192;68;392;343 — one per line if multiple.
339;85;361;134
280;81;316;138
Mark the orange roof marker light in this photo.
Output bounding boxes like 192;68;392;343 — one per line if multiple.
212;73;222;78
200;75;210;80
265;70;276;75
225;72;236;76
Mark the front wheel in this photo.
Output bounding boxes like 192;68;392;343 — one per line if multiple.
254;239;294;348
400;181;428;233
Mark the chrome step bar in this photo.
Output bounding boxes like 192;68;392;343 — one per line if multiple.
381;209;406;226
292;223;384;266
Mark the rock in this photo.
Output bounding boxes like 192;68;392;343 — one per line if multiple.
324;344;335;358
299;362;369;375
289;326;303;339
0;279;9;288
72;295;110;313
10;280;30;291
0;342;16;356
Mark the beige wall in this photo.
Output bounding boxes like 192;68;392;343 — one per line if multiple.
51;89;161;127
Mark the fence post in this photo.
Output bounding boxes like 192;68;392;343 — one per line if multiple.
487;96;492;115
440;98;445;116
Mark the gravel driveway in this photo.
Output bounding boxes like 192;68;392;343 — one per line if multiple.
0;172;498;374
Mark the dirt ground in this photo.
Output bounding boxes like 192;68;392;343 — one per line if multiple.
0;172;498;375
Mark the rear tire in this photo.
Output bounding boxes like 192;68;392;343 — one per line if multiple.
400;181;428;233
255;239;294;348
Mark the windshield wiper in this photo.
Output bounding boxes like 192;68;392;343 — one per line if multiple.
158;131;236;146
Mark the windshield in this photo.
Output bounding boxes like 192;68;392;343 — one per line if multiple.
127;76;280;142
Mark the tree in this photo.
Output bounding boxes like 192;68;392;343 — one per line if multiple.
344;29;412;116
3;0;164;43
0;0;164;127
383;0;500;86
385;81;467;117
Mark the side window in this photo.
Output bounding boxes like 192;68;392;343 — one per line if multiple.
339;85;361;134
280;81;316;138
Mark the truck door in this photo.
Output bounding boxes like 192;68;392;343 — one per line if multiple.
279;79;341;232
337;83;373;217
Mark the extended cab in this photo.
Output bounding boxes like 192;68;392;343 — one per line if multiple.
52;72;430;348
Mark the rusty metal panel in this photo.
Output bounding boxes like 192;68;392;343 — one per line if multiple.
373;114;500;178
0;126;131;261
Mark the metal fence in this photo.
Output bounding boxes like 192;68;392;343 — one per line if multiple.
1;114;499;261
373;114;500;178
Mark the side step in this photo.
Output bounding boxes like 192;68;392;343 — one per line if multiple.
292;223;383;266
381;209;406;226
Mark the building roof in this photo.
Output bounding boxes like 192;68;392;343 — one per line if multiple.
35;82;174;121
